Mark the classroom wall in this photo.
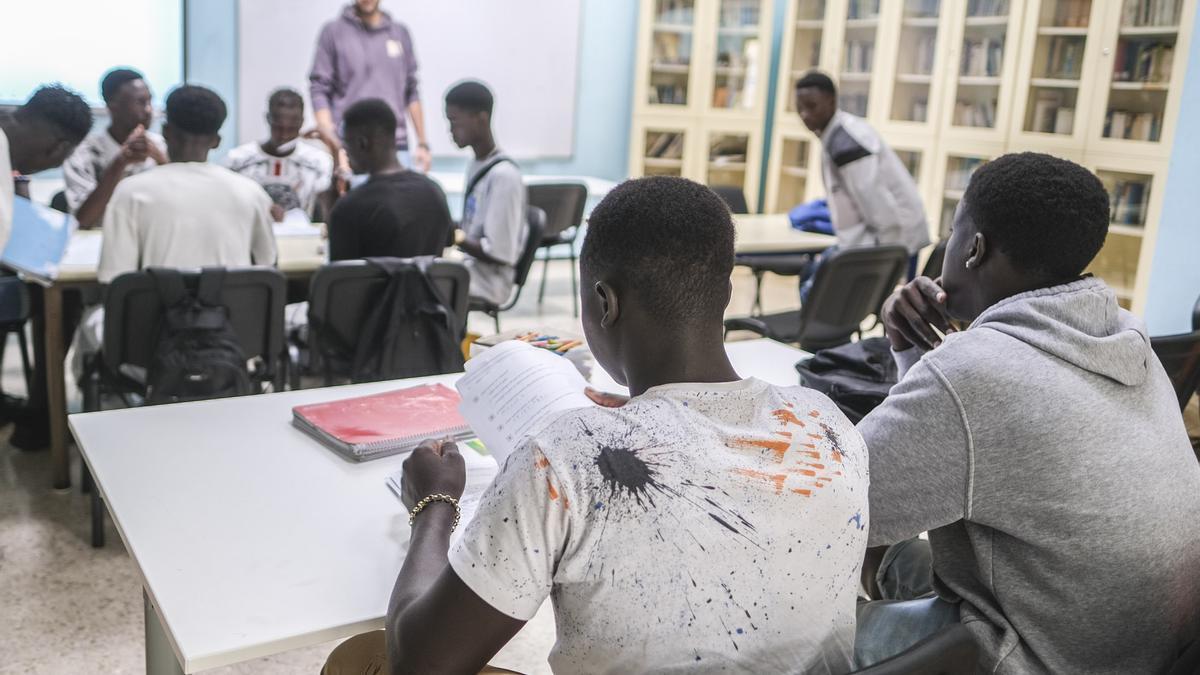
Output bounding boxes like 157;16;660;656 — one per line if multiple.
185;0;239;155
1144;16;1200;336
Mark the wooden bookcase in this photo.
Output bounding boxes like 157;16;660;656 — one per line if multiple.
759;0;1196;313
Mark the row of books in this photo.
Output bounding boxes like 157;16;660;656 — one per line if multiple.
652;33;692;65
954;99;998;127
967;0;1009;18
1029;91;1077;134
904;0;940;19
1108;178;1150;225
841;93;869;117
843;40;875;73
908;34;937;76
905;98;930;123
1043;36;1083;79
649;84;688;105
712;85;751;109
655;0;695;25
718;0;760;28
1113;41;1175;83
847;0;881;20
960;37;1005;77
1104;109;1162;141
946;157;986;190
646;132;685;159
1049;0;1091;27
1121;0;1182;27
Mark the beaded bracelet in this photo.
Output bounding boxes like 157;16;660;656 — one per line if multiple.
408;493;462;532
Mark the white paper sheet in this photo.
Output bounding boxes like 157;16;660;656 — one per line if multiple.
272;210;322;238
455;341;593;467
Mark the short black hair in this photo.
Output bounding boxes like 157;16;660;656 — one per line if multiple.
342;98;396;138
795;71;836;97
444;80;494;116
101;68;145;105
165;85;227;136
963;152;1109;280
268;88;304;112
582;177;735;324
17;85;93;146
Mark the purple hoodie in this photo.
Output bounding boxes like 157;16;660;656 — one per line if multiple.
309;5;420;149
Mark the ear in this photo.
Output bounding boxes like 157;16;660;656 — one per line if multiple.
210;134;221;150
594;281;620;329
966;232;987;270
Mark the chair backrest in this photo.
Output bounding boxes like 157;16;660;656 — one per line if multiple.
103;267;287;379
1149;330;1200;411
799;245;909;352
307;258;470;367
852;624;979;674
527;183;587;241
0;275;30;326
712;185;750;214
1192;293;1200;332
512;206;548;288
921;239;948;279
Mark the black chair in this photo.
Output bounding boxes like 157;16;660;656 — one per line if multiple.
468;206;547;333
851;624;979;674
300;258;470;387
0;275;34;394
1149;330;1200;412
49;190;69;214
725;246;908;352
719;185;814;313
528;183;587;318
712;185;750;214
921;239;949;279
82;266;288;547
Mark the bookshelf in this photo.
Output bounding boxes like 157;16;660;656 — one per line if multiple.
631;0;773;210
757;0;1195;313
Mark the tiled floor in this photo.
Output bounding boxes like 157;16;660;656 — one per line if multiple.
0;262;804;674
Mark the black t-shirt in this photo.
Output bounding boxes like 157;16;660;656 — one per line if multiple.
328;171;452;262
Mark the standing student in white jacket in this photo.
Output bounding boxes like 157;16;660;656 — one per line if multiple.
793;71;930;298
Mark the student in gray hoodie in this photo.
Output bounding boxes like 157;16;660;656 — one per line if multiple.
856;153;1200;673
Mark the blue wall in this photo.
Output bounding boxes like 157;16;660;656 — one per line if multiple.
184;0;239;154
1144;14;1200;335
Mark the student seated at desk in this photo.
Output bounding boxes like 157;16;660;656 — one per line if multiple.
327;98;451;261
855;153;1200;673
225;88;335;223
75;86;277;361
323;177;870;674
444;81;526;306
63;68;167;229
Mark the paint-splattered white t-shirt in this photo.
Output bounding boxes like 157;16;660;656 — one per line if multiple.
449;377;869;674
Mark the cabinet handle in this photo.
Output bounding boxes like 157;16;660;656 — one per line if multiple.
1102;47;1112;56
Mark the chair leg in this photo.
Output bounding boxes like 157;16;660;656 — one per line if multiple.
537;250;551;306
17;324;33;395
493;311;501;334
570;245;579;318
753;271;766;314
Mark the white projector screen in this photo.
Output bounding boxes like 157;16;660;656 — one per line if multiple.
237;0;582;159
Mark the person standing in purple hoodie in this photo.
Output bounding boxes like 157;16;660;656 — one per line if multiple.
309;0;432;177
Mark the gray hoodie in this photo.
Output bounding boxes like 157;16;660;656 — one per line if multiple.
859;277;1200;673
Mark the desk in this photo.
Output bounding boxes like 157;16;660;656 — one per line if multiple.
69;339;808;674
43;231;327;490
732;214;838;255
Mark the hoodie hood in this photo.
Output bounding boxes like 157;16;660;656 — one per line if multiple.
969;277;1150;386
342;4;393;31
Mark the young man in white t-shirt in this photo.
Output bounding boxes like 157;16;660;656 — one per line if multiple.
224;88;334;221
323;177;870;674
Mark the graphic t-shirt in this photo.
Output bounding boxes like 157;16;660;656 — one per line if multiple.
449;378;869;674
224;140;334;217
62;129;166;214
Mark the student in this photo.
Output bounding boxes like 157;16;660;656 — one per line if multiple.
793;71;929;291
327;98;451;261
309;0;431;172
856;153;1200;672
63;68;167;229
0;85;93;249
322;177;870;674
225;88;334;222
96;84;277;282
445;81;527;307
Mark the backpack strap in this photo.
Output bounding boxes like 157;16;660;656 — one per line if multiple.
196;267;226;308
463;155;515;207
146;268;188;307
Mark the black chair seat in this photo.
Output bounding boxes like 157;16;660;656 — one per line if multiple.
468;296;498;313
735;253;812;276
851;623;978;674
725;312;802;343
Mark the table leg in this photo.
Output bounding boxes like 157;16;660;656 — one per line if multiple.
44;283;70;491
145;590;185;675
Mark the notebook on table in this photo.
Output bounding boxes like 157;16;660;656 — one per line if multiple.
292;383;474;462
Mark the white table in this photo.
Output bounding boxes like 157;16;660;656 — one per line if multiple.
733;214;838;255
69;339;808;674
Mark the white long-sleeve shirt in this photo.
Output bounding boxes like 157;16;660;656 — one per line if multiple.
820;111;930;255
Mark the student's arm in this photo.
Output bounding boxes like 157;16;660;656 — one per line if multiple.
402;30;431;173
838;152;901;237
388;439;568;672
249;191;278;266
68;127;152;229
458;168;524;266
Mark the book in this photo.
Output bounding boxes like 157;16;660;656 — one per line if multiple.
1054;106;1076;134
456;341;593;466
1;196;78;285
292;383;474;462
472;326;587;355
386;438;498;541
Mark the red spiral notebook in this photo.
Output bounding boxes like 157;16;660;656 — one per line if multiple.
292;383;473;461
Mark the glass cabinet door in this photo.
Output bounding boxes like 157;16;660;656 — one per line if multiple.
707;132;751;196
711;0;765;110
785;0;829;114
941;154;989;236
891;0;942;123
642;128;689;177
647;0;698;107
951;0;1012;128
1023;0;1092;135
1100;0;1184;143
776;137;812;209
840;0;882;117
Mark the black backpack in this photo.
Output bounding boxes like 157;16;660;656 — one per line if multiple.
144;268;253;405
796;337;898;423
349;258;465;383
